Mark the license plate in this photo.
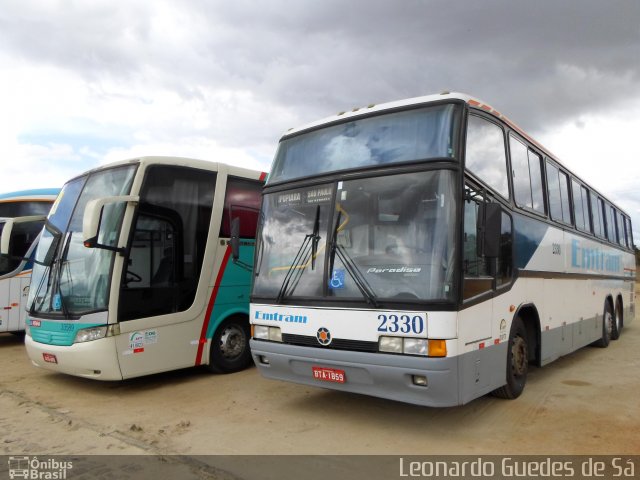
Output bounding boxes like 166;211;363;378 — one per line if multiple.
42;353;58;364
312;366;345;383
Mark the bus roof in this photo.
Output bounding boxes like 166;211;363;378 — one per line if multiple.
282;91;478;137
282;91;550;155
63;156;267;184
0;188;60;201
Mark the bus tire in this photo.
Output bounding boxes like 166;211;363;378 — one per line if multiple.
492;317;528;400
592;302;613;348
611;299;623;340
206;316;252;374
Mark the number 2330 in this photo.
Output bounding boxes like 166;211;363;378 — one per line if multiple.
377;314;425;334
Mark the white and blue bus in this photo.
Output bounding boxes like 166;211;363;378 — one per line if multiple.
249;92;635;406
2;157;265;379
0;189;59;334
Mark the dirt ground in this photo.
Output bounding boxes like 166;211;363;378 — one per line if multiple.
1;287;639;477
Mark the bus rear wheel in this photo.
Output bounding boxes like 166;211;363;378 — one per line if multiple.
207;317;252;374
492;317;528;400
592;302;613;348
611;300;623;340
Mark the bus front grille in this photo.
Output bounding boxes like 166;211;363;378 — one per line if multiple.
281;333;378;353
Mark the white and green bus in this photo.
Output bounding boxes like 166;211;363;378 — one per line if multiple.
0;189;58;334
249;92;635;406
8;157;265;379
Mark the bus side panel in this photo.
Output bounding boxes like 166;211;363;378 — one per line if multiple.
202;244;255;365
117;317;205;379
8;274;28;332
0;276;8;332
203;243;254;351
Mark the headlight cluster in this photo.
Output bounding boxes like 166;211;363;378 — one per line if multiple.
253;325;282;342
378;336;446;357
74;326;108;343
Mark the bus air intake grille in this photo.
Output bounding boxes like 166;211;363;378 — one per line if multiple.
31;330;75;347
282;333;378;353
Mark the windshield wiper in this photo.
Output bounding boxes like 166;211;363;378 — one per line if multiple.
329;210;379;308
49;232;72;318
30;223;64;314
275;205;321;303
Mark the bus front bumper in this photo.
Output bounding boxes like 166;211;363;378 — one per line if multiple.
250;339;462;407
25;335;123;380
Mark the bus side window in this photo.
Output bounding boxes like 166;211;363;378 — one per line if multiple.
590;192;604;238
463;184;512;301
463;186;492;300
466;115;509;200
220;177;263;239
624;216;633;247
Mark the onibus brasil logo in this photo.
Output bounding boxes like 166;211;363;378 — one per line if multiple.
8;456;73;479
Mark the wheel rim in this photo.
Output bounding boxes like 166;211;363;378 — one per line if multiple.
219;325;246;360
511;335;527;377
615;308;622;332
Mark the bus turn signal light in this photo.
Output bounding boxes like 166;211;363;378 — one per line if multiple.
428;339;447;357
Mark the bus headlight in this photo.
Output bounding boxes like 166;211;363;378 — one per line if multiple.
253;325;282;342
378;336;431;356
379;336;403;353
74;326;108;343
403;338;428;356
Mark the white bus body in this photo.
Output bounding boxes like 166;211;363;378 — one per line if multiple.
0;189;58;333
249;92;635;406
13;157;265;379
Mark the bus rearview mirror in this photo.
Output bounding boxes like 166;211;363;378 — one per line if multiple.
82;195;139;250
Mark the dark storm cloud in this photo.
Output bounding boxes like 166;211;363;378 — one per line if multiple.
191;0;640;131
2;0;638;136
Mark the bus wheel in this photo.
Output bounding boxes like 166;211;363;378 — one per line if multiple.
611;300;623;340
492;317;528;399
207;317;252;374
593;302;613;348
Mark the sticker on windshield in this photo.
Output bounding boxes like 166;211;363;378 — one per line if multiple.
329;269;345;289
52;293;62;311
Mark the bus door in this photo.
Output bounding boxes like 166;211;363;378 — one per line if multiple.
114;165;217;378
459;184;513;393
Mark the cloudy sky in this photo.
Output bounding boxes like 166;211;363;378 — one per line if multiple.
1;0;639;240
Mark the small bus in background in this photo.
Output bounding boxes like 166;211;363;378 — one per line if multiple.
3;157;265;379
249;92;635;407
0;189;59;334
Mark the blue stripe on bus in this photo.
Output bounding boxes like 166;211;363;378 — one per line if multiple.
0;188;60;200
204;243;255;339
28;319;105;347
513;214;549;269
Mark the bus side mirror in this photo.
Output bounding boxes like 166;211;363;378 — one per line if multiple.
477;202;501;258
83;195;139;249
0;216;46;256
0;220;13;256
230;217;240;261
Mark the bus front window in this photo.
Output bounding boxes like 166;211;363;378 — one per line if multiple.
253;170;458;303
29;165;136;317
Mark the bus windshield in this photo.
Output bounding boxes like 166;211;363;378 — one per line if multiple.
268;104;458;184
253;169;458;303
28;165;136;317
